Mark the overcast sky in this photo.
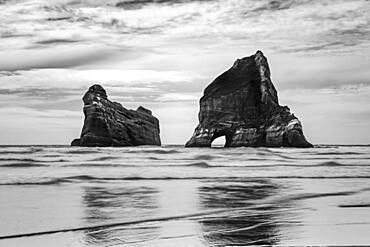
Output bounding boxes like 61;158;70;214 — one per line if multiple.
0;0;369;145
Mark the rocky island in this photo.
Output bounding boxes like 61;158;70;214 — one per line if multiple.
186;50;312;148
71;84;161;147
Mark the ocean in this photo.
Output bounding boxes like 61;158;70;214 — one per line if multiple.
0;145;369;246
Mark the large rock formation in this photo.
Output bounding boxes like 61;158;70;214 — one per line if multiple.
71;85;161;147
186;51;312;148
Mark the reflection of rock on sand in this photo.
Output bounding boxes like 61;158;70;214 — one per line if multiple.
81;185;160;246
80;179;297;246
198;179;288;245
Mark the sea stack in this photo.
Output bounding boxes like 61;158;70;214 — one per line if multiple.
71;84;161;147
186;51;312;148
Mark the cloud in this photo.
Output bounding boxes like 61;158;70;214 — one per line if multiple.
36;38;81;45
0;45;125;71
45;16;72;21
277;41;354;53
0;88;78;99
0;107;80;119
2;0;369;54
0;0;368;74
115;0;213;9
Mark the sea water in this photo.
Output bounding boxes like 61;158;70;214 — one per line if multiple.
0;145;369;246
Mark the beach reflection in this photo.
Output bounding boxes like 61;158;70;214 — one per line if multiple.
198;179;282;246
79;179;293;246
81;185;160;246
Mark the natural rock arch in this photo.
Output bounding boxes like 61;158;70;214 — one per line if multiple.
186;51;312;148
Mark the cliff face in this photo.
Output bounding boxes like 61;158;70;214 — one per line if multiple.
186;51;312;148
71;85;161;147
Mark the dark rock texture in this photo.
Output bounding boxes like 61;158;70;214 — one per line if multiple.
186;50;312;148
71;85;161;147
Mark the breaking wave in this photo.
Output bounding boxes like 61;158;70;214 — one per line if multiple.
0;163;49;168
0;158;67;163
126;149;181;154
2;175;370;186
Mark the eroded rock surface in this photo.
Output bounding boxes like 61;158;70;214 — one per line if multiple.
71;85;161;147
186;51;312;148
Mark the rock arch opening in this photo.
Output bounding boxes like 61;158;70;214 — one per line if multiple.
211;135;226;147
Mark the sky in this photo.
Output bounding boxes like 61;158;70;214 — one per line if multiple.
0;0;369;145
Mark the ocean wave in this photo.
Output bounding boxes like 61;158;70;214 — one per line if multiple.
0;163;49;167
316;152;361;155
148;157;162;160
185;161;369;168
63;163;122;167
0;175;98;185
127;149;181;154
43;154;62;157
88;156;120;161
0;151;36;155
192;155;216;160
184;161;356;168
0;147;43;155
264;176;370;179
0;158;67;163
316;161;344;166
62;160;370;169
64;149;99;154
2;175;370;186
0;179;65;186
185;162;211;168
63;162;213;168
338;203;370;208
246;161;370;168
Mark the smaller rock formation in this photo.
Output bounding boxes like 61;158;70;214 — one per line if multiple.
186;50;312;148
71;84;161;147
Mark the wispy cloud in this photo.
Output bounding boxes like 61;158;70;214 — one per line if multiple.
0;45;125;71
1;0;369;53
36;38;82;45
